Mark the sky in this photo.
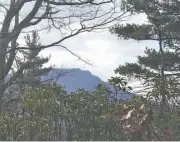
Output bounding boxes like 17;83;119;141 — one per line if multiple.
0;1;159;82
39;14;158;82
0;0;158;82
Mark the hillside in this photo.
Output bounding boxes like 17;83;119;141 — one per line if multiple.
41;68;134;100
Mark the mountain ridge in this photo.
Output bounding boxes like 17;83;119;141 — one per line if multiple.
41;68;134;100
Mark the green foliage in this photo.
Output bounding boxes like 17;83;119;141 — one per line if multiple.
110;24;155;40
112;0;180;46
110;0;180;106
115;62;148;76
110;0;180;140
0;84;126;141
109;76;132;92
18;31;51;87
137;47;180;72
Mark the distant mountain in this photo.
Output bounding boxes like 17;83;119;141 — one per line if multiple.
41;68;134;100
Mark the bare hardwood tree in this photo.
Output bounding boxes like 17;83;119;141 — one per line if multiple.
0;0;128;108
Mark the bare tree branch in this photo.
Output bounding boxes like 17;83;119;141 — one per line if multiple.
0;2;8;12
44;0;113;6
0;0;128;104
5;13;19;76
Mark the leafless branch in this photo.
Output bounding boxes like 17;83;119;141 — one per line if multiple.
0;0;129;102
0;2;8;12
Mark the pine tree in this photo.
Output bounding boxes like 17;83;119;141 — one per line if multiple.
18;31;51;87
110;0;180;139
4;31;52;112
111;0;180;114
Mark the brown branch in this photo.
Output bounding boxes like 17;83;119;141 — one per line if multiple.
5;13;19;76
55;44;93;65
0;3;8;12
0;0;129;98
7;8;128;54
1;0;27;34
25;4;50;27
44;0;113;6
10;0;43;36
10;44;93;66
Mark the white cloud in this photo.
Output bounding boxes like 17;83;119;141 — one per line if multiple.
38;12;159;82
40;29;158;81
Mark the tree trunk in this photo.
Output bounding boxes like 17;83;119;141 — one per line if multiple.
0;34;8;110
158;26;167;116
